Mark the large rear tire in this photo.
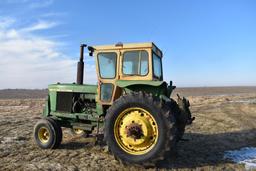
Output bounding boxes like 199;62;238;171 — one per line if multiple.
170;96;192;141
104;92;177;166
168;99;186;141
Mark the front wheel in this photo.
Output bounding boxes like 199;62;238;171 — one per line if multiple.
104;92;177;166
33;118;62;149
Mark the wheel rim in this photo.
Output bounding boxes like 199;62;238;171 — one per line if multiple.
38;127;50;144
114;107;158;155
73;128;84;135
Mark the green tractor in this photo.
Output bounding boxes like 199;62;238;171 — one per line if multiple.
33;42;194;166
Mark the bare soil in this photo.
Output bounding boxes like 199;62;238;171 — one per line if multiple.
0;87;256;171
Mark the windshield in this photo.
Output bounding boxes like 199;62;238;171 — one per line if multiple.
153;53;162;79
98;52;117;79
122;50;148;76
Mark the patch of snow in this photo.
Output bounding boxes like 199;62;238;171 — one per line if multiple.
0;105;29;109
0;136;26;145
224;147;256;170
229;99;256;104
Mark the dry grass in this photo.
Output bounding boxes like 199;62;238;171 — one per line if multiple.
0;87;256;171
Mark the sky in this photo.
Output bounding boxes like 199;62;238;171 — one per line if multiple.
0;0;255;89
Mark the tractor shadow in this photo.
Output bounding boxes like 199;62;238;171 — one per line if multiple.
59;141;91;150
57;129;256;169
59;134;105;150
157;129;256;169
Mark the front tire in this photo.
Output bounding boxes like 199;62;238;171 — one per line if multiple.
104;92;177;166
34;118;62;149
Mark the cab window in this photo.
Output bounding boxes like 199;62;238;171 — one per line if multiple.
123;50;148;76
100;83;113;101
153;53;162;78
98;52;117;79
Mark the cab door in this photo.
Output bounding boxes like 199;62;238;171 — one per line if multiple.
95;50;120;105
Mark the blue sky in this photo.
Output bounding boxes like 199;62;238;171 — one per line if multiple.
0;0;255;88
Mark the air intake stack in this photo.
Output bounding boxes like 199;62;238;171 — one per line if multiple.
77;44;87;85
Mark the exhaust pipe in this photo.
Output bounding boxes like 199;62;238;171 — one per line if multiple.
77;44;87;85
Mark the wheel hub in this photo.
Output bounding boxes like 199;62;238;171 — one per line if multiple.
125;123;143;140
38;127;50;144
114;107;158;155
73;128;84;135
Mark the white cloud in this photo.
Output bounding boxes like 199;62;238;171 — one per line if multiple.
29;0;54;9
0;17;97;89
21;21;58;32
0;17;15;29
40;12;66;18
3;0;54;9
4;0;30;3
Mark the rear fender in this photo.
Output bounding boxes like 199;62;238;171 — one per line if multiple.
116;80;167;97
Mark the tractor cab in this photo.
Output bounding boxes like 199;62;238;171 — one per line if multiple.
92;42;165;105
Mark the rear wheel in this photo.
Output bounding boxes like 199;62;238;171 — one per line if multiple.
104;92;177;166
114;107;159;155
34;118;62;149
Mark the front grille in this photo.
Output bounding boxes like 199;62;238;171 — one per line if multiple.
56;92;73;112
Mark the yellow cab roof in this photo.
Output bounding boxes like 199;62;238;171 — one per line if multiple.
92;42;163;57
92;42;158;50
